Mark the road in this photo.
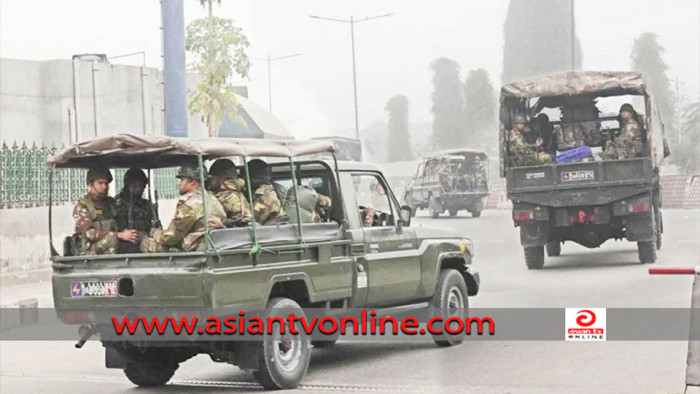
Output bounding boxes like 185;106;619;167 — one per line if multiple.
1;210;699;393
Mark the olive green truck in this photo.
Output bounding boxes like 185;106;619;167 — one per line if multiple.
49;135;480;389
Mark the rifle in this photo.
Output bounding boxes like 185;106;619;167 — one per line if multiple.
150;189;162;229
128;194;134;230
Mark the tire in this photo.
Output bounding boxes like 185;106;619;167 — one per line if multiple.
311;330;340;348
124;361;177;387
448;208;459;217
470;210;482;218
430;269;469;347
545;242;561;257
524;246;545;269
253;297;311;390
638;239;657;264
429;196;442;219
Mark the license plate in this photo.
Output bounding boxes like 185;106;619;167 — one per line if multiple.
561;170;595;182
71;280;118;298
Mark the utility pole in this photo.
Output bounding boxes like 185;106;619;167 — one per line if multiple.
251;53;301;113
310;13;394;139
571;0;576;70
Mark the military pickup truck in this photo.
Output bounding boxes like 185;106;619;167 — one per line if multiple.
48;134;479;389
405;149;490;218
499;71;670;269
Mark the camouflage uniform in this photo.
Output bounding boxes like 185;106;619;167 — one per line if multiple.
140;188;226;252
437;160;453;191
214;178;253;227
600;117;643;160
252;182;289;225
313;193;332;223
73;193;119;255
509;128;553;166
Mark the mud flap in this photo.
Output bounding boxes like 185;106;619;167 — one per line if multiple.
519;222;549;247
687;275;700;388
105;346;128;369
624;215;654;242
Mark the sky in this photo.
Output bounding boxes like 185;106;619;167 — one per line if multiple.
1;0;699;140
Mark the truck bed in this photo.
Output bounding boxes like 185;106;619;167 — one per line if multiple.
506;157;655;207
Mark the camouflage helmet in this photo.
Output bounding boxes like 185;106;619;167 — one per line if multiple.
123;168;148;184
619;103;635;113
86;165;113;184
176;163;207;181
209;159;238;178
513;114;527;124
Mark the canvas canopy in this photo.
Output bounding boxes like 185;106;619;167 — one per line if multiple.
48;134;337;168
429;148;488;159
501;71;648;99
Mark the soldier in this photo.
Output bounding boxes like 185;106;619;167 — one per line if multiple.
437;157;454;191
508;114;553;166
140;163;226;253
246;159;290;225
115;168;158;253
72;166;138;255
533;113;557;156
208;159;252;227
600;103;644;160
471;156;488;190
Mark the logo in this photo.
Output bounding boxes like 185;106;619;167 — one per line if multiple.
70;280;118;298
561;170;595;182
565;308;606;341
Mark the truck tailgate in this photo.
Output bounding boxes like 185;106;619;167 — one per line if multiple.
507;158;653;193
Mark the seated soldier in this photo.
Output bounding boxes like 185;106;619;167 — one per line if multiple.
115;168;159;253
208;159;252;227
599;103;644;160
533;113;557;156
436;157;454;191
508;114;553;166
73;166;138;255
140;163;226;252
471;156;488;190
246;159;290;225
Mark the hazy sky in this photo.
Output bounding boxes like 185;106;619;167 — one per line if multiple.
1;0;699;139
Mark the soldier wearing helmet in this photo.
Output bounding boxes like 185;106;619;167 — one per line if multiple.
208;159;252;227
72;166;138;255
140;163;226;252
115;168;159;253
508;114;553;166
600;103;644;160
246;159;289;225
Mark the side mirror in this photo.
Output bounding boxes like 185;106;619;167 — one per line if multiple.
399;205;412;227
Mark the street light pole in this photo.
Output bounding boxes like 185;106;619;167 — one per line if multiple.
251;53;301;113
310;13;394;140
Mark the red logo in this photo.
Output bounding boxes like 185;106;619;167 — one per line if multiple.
576;310;596;327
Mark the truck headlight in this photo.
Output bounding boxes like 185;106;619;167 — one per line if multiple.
459;239;474;257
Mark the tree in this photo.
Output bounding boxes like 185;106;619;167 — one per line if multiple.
431;57;465;150
463;69;497;153
676;102;700;173
631;33;678;157
502;0;583;84
186;8;249;136
385;95;412;162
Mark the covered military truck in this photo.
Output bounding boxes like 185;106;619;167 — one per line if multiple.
48;134;479;389
405;149;490;218
499;71;670;269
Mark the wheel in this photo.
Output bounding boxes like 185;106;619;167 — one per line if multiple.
311;330;340;348
545;242;561;257
448;208;459;217
430;269;468;347
524;246;545;269
470;210;482;218
429;196;442;219
253;297;311;389
638;239;657;264
124;361;177;387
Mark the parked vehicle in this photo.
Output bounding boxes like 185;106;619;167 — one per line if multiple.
49;134;480;389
